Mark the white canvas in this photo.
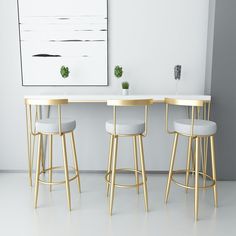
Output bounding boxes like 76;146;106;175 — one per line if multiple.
18;0;108;86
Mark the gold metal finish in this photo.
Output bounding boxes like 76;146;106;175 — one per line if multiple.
25;98;68;106
26;99;67;136
165;104;175;134
143;105;149;137
165;133;179;203
105;168;145;188
106;99;151;214
24;95;211;104
113;106;117;135
106;135;114;196
109;136;118;215
210;136;218;208
62;134;71;211
58;105;62;135
71;132;81;193
27;98;80;210
34;134;42;208
133;136;139;193
108;99;152;137
203;101;211;188
41;134;45;174
25;104;32;186
185;137;192;192
171;170;215;189
164;98;204;107
194;137;199;221
203;136;208;188
38;166;78;185
48;135;53;191
139;135;148;211
164;98;217;221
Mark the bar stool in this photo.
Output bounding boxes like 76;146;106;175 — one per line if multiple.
105;99;153;215
164;98;218;221
25;99;81;210
25;99;51;186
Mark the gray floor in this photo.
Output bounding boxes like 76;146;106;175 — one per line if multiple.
0;173;235;236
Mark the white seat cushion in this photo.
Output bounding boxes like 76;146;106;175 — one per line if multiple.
106;120;145;135
36;118;76;133
174;119;217;136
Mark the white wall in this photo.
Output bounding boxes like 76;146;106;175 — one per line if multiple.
0;0;210;171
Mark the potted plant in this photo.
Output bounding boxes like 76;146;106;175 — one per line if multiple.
122;81;129;95
60;65;70;78
114;65;123;79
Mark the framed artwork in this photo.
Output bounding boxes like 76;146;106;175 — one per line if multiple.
17;0;108;86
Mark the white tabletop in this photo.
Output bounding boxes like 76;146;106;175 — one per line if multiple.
24;94;211;103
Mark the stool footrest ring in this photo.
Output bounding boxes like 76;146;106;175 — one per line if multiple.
171;169;216;190
105;168;147;189
38;166;78;185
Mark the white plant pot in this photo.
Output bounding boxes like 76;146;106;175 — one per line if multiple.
122;89;129;96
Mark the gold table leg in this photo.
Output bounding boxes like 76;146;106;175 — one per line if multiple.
109;136;118;215
71;132;81;193
106;135;114;197
133;136;139;194
165;133;179;203
210;136;218;208
194;137;200;221
185;137;192;192
34;134;42;208
48;135;53;192
139;135;148;211
25;104;32;186
62;134;71;211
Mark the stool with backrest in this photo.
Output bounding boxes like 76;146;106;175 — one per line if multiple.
164;98;218;221
25;98;81;210
105;99;153;215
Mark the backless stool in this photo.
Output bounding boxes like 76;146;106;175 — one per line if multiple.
105;99;153;215
164;98;218;221
25;99;81;210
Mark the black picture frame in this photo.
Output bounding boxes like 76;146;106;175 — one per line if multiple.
17;0;109;87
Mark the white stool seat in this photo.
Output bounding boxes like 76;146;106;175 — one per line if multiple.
106;120;145;135
174;119;217;136
36;118;76;133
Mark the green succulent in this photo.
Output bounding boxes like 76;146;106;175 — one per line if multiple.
122;81;129;89
114;65;123;78
60;66;70;78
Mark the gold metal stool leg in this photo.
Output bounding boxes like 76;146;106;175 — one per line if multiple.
185;137;192;193
41;135;46;174
194;137;200;221
62;134;71;211
133;136;139;194
34;134;42;208
48;135;53;192
165;133;179;203
71;132;81;193
203;137;209;188
109;136;118;215
190;141;195;175
106;135;114;197
210;136;218;208
138;135;148;211
30;135;36;183
25;104;33;186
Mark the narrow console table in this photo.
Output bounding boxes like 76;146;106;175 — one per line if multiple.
24;94;211;103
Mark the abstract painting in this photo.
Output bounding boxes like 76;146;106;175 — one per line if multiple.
17;0;108;86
